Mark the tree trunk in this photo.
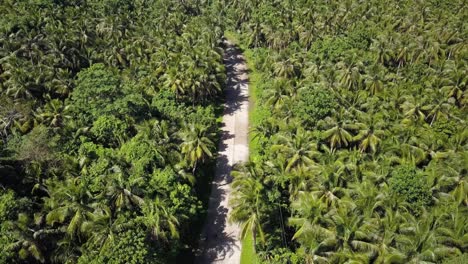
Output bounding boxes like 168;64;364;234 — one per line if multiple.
192;160;197;175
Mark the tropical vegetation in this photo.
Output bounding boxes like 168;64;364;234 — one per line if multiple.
225;0;467;263
1;0;467;263
0;0;225;263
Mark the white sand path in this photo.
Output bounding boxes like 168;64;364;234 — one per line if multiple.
195;40;249;264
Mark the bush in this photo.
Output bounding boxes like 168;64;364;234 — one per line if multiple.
7;125;58;162
70;63;122;122
90;115;129;147
389;165;431;209
78;227;161;264
442;253;468;264
294;87;335;128
310;36;355;62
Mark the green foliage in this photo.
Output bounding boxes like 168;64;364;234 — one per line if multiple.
1;0;467;263
293;87;335;128
169;184;203;221
260;248;304;264
78;227;159;264
119;136;162;176
390;166;431;208
0;191;18;263
226;0;467;262
70;64;121;120
309;36;356;61
90;115;129;147
7;125;58;162
151;90;187;120
346;24;377;50
442;253;468;264
0;190;31;264
0;0;224;262
148;168;178;195
0;190;16;222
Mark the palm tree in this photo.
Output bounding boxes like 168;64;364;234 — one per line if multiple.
451;174;468;207
320;114;356;152
369;36;394;65
323;203;379;263
373;210;406;264
400;95;431;123
44;177;93;241
311;160;349;207
273;58;300;78
137;198;180;241
337;60;364;91
441;61;466;106
2;57;35;99
80;206;133;256
7;213;46;263
436;205;467;254
247;21;264;48
34;97;70;128
179;122;215;174
289;192;331;250
396;213;454;263
136;119;171;143
264;78;291;109
271;129;319;172
421;86;453;126
162;66;186;99
291;196;379;263
352;112;386;153
100;168;144;213
252;117;279;140
230;162;266;247
364;64;387;95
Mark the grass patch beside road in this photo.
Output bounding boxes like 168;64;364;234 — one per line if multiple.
224;31;265;157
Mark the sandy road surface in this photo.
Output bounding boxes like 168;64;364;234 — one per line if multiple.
195;40;249;264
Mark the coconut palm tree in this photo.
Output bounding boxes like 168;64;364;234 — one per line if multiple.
99;168;144;213
230;162;266;247
44;177;93;241
396;213;455;263
80;205;133;255
7;213;46;263
179;122;215;174
372;210;407;264
289;192;331;253
34;97;70;128
320;115;356;152
271;128;319;172
364;64;387;95
264;78;291;109
137;198;180;241
352;112;386;153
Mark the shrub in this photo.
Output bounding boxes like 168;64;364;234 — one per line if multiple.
389;165;432;209
294;87;335;128
90;115;128;147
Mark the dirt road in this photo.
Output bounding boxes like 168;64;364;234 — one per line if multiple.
195;40;249;264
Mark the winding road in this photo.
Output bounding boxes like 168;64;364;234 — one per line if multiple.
195;40;249;264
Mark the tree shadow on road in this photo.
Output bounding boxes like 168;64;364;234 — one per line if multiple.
223;42;250;116
194;41;248;263
195;153;240;263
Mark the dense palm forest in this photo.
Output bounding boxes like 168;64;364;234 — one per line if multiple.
225;0;467;263
0;0;226;263
1;0;467;263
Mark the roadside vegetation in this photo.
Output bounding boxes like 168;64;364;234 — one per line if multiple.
225;0;467;263
1;0;466;263
0;0;225;263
